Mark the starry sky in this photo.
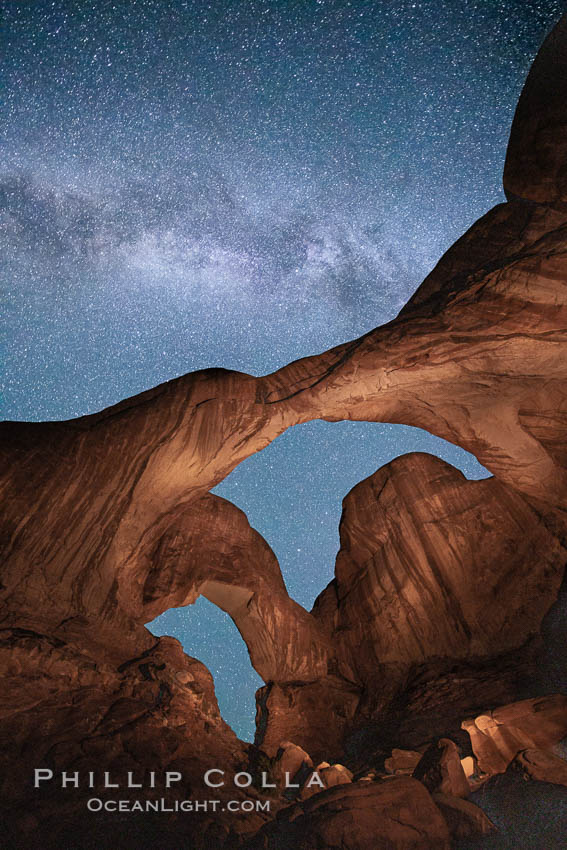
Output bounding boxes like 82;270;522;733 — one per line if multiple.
2;0;564;744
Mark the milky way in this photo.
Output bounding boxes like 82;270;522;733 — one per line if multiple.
3;0;563;744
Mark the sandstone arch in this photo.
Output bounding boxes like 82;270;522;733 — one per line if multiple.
2;12;567;848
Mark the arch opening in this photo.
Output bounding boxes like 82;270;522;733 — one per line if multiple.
213;419;490;608
148;596;263;742
147;419;490;746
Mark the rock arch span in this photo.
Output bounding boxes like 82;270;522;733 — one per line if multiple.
2;12;567;847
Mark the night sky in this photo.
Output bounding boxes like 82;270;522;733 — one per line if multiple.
3;0;564;746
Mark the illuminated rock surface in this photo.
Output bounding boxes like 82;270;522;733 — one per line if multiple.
462;695;567;777
2;12;567;850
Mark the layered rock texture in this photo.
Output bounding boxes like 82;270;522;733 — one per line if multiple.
295;453;566;762
0;631;275;849
2;11;567;850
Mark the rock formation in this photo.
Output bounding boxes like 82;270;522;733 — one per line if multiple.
510;747;567;786
1;10;567;850
431;794;496;841
297;453;566;761
0;632;273;848
462;694;567;777
503;14;567;204
271;741;313;786
384;748;423;776
412;738;470;799
245;777;453;850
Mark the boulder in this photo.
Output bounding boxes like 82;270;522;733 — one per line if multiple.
300;763;353;800
462;695;567;776
385;748;424;775
272;740;313;786
245;777;451;849
413;738;470;799
510;748;567;786
432;792;497;839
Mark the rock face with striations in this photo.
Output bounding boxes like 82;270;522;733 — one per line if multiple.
2;12;567;850
323;454;563;669
0;632;273;849
265;453;566;760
